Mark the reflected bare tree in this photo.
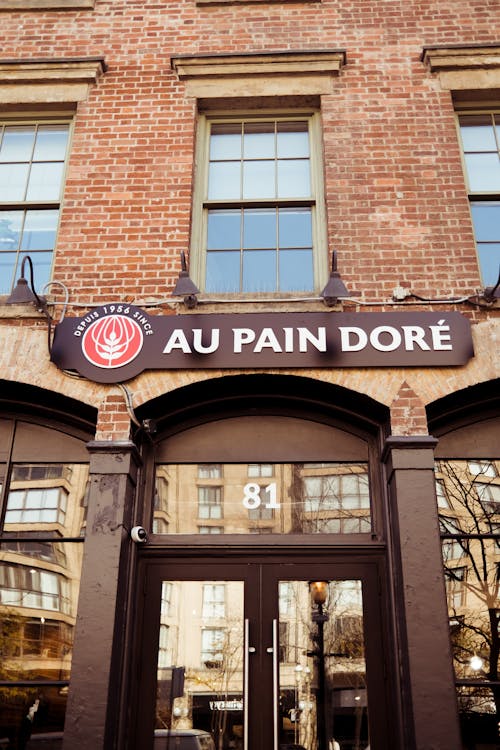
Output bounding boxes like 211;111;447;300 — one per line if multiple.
437;460;500;719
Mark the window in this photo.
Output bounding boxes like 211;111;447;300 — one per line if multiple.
161;582;173;617
158;624;170;669
0;564;70;613
0;121;71;295
5;486;68;525
198;486;223;519
192;113;327;294
303;472;370;512
457;113;500;286
445;566;467;609
468;460;497;478
435;478;450;508
202;584;225;618
201;628;225;666
475;481;500;509
198;525;223;534
198;464;222;478
248;463;273;477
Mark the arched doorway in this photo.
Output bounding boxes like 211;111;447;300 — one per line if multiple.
129;376;396;750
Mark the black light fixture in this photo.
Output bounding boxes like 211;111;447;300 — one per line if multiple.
309;581;330;750
320;250;350;306
171;251;200;309
7;255;46;312
482;266;500;302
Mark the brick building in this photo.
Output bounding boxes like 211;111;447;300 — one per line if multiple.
0;0;499;748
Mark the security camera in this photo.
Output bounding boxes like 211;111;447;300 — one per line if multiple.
130;526;148;543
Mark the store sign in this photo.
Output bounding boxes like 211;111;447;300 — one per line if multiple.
50;305;474;384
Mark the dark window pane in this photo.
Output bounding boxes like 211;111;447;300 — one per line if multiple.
242;249;276;292
279;249;313;291
205;251;240;293
0;686;66;741
207;210;241;250
243;209;276;249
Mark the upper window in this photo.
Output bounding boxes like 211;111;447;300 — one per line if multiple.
0;121;71;295
457;113;500;286
191;113;327;295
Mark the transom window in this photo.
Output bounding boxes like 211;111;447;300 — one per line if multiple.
457;113;500;286
192;114;327;294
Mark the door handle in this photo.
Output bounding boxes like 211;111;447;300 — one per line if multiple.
271;618;279;750
244;618;252;750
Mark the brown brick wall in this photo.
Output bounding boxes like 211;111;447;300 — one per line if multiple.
1;0;499;304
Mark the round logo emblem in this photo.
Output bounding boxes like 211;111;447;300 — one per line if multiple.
81;314;144;369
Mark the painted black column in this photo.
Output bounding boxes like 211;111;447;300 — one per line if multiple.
62;440;141;750
383;436;461;750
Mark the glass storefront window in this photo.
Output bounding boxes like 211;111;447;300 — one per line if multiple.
436;458;500;748
153;463;371;535
0;419;90;748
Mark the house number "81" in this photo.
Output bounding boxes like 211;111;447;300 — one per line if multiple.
242;483;280;510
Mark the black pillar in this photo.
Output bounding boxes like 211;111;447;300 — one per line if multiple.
383;436;461;750
62;440;141;750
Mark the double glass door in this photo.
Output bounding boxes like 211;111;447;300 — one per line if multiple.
134;557;388;750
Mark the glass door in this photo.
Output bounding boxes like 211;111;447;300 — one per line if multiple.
133;559;387;750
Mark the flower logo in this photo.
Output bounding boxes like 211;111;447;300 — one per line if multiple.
82;315;144;369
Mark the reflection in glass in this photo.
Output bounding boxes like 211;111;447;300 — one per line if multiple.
153;464;371;535
155;580;244;749
436;458;500;748
0;686;67;746
279;579;368;750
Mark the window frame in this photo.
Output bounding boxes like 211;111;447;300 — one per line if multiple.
0;116;73;296
189;109;329;296
455;109;500;286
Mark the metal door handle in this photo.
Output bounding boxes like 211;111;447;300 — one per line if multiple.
244;618;251;750
271;618;279;750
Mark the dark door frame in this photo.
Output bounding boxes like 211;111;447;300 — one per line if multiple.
129;547;394;750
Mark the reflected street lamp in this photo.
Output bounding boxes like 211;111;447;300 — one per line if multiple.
309;581;329;750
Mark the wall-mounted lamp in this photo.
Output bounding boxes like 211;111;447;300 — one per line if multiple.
320;251;350;306
6;256;47;312
482;267;500;302
171;251;200;309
